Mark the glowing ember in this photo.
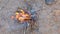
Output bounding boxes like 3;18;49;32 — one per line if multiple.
15;9;31;22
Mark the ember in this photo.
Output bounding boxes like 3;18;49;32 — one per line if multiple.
15;8;31;22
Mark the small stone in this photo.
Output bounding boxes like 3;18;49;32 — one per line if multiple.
45;0;55;5
30;9;36;15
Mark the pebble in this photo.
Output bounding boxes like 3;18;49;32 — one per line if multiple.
45;0;55;5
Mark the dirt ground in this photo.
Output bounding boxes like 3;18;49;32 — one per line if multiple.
0;0;60;34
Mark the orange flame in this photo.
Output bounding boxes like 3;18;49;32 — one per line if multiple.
15;9;31;22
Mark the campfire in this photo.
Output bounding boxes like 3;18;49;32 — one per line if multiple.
11;7;38;32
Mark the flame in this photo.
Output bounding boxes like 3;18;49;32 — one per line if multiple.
15;9;31;22
16;12;19;15
20;10;25;14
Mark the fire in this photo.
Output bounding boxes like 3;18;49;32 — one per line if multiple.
10;8;38;31
15;9;31;22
